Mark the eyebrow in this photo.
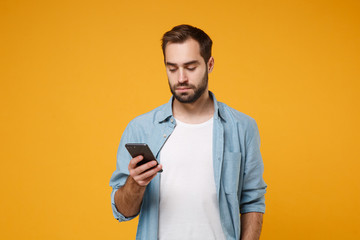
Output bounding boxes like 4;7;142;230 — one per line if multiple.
166;60;200;67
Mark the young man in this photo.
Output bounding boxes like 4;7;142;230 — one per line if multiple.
110;25;267;240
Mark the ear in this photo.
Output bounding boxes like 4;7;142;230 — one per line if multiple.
207;56;214;73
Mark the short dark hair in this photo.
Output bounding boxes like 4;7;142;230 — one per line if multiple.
161;24;213;63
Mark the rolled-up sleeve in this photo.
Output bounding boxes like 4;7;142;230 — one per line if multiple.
110;187;138;221
240;119;267;214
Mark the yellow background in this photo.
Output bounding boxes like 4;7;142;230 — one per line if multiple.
1;0;359;239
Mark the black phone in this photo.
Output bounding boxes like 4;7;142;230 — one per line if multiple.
125;143;163;172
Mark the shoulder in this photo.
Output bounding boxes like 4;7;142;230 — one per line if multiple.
120;103;168;141
127;102;168;128
218;102;258;129
218;101;261;143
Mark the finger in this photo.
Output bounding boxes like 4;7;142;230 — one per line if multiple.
132;160;158;176
133;163;161;182
135;165;162;185
138;172;158;186
128;155;144;170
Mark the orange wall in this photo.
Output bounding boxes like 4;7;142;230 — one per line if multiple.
1;0;359;239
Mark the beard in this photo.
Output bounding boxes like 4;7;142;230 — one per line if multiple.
169;70;209;103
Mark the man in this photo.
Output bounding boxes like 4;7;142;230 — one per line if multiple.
110;24;267;240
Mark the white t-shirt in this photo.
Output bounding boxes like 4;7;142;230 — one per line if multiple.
159;117;225;240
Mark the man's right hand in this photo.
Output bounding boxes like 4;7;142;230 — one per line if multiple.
114;156;162;218
128;155;163;187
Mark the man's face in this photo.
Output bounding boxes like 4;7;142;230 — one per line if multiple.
164;38;213;103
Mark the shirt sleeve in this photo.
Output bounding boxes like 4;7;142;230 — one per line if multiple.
109;122;140;221
240;119;267;214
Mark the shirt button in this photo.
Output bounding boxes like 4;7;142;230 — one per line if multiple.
170;118;174;123
163;134;167;138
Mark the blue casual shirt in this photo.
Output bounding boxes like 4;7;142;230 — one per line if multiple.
109;92;267;240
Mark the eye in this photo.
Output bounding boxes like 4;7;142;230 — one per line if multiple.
187;67;196;71
169;68;177;72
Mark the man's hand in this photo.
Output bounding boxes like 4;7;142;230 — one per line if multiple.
128;155;163;187
114;155;162;217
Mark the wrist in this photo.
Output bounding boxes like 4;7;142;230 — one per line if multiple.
128;176;147;193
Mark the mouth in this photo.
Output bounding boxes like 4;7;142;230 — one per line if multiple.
176;87;192;93
175;85;193;90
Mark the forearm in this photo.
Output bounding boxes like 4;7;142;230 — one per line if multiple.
240;212;263;240
114;176;146;218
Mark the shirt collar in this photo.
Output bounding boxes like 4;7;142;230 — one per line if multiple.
156;91;226;123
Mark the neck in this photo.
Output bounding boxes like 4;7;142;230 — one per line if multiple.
172;91;214;124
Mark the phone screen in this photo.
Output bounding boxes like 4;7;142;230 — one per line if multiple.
125;143;163;172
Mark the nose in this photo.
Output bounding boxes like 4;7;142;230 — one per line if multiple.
178;68;188;83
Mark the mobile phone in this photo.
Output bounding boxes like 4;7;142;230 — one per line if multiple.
125;143;163;172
